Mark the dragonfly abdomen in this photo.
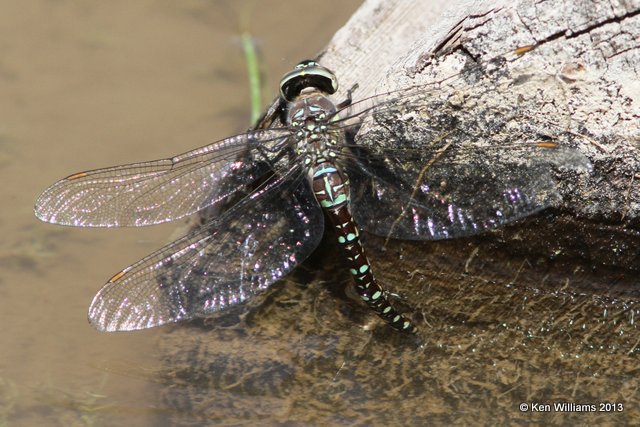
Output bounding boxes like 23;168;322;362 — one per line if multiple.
311;162;416;333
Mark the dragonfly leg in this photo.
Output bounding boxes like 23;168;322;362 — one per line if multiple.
336;83;359;110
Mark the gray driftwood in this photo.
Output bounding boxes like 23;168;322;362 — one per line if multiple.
321;0;640;227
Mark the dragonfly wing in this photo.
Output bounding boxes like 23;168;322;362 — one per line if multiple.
341;66;592;240
34;129;292;227
88;172;323;331
347;142;588;240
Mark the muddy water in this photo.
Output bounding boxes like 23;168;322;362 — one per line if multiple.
0;1;360;425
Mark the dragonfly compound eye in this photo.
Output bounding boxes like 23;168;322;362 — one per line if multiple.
279;60;338;102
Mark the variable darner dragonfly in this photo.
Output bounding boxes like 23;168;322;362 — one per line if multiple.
35;49;591;333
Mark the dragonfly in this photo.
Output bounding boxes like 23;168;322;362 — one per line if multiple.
34;48;591;333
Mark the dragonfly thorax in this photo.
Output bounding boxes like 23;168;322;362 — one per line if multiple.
286;94;342;168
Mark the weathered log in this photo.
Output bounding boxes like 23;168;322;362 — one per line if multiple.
322;0;639;225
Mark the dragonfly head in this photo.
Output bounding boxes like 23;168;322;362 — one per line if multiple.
280;60;338;102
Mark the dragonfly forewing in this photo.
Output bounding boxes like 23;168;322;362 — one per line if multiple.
35;129;292;227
